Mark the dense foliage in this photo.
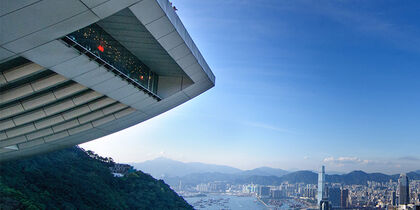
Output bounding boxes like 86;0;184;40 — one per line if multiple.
0;147;193;210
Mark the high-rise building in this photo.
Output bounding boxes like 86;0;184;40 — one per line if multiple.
341;188;349;208
320;200;332;210
398;173;410;205
0;0;215;162
259;186;271;198
391;191;396;206
304;185;317;198
271;189;283;199
318;165;327;205
328;187;341;207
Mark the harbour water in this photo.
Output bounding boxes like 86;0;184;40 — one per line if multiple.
184;193;311;210
184;194;266;210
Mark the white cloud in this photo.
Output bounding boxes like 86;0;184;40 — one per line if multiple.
323;156;369;165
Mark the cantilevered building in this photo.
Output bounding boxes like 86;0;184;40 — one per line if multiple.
0;0;215;161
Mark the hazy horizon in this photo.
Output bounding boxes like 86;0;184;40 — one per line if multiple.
124;156;419;175
82;0;420;175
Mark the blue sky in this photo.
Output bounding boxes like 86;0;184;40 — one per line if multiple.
82;0;420;174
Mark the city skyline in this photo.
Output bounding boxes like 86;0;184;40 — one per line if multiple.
82;0;420;174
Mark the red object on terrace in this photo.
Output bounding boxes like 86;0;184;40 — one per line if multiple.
97;45;104;52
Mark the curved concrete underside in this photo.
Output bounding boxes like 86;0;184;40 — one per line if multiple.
0;0;215;161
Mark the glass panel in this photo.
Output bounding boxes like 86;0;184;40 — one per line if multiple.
67;24;159;94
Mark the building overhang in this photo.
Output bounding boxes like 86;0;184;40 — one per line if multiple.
0;0;215;161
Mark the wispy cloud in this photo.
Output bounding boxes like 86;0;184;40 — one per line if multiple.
242;121;295;134
398;156;420;161
304;1;420;53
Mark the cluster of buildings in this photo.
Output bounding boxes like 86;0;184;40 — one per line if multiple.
195;181;227;193
109;163;134;177
177;166;420;210
317;166;420;210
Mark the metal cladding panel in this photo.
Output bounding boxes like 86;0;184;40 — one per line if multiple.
129;0;165;24
0;47;14;57
21;40;80;68
0;0;87;45
91;0;142;19
72;67;114;87
0;0;40;16
50;55;99;79
145;16;175;39
3;11;99;54
91;77;127;94
80;0;110;8
106;85;138;100
157;31;183;51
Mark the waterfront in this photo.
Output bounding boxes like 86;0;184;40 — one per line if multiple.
184;194;309;210
185;194;266;210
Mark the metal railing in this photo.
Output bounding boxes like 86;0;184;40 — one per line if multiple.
61;36;161;101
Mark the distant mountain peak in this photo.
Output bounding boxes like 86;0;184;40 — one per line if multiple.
149;157;179;162
348;170;368;175
240;167;289;177
131;158;242;178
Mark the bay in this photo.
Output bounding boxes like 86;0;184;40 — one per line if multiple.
184;194;266;210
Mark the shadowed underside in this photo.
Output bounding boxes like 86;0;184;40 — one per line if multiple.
0;0;215;161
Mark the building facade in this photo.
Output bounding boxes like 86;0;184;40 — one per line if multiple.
318;165;327;205
341;188;349;208
328;187;341;207
399;174;410;205
0;0;215;161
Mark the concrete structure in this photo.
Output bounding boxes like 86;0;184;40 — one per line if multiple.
0;0;215;161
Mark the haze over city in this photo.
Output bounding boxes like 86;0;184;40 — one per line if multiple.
82;0;420;174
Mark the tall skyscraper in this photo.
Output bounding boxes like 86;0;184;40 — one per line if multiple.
398;173;410;205
318;165;326;205
341;188;349;208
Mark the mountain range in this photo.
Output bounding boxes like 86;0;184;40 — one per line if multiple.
130;157;242;178
131;157;420;187
130;157;289;178
162;170;420;187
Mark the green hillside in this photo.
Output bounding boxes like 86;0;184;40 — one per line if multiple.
0;147;192;210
